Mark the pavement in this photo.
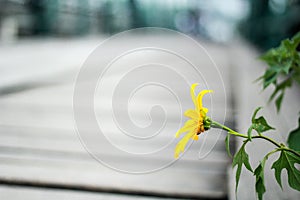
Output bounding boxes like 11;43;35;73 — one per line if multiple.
0;35;232;200
0;35;299;200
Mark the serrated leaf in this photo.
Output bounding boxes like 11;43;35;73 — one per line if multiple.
254;160;266;200
269;78;292;101
282;60;293;74
225;133;232;157
260;49;278;66
252;107;263;122
294;67;300;84
291;32;300;48
259;31;300;110
275;92;284;113
267;78;292;112
249;107;275;136
287;116;300;152
233;143;253;191
253;116;275;135
282;39;293;51
271;150;300;191
262;70;278;89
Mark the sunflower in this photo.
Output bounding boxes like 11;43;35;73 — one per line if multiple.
174;83;213;158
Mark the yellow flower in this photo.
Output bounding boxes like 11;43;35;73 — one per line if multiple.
174;83;213;158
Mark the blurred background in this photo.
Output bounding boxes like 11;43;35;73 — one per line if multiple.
0;0;299;48
0;0;300;200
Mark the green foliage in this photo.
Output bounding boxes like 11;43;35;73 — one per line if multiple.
233;142;253;191
247;107;275;139
220;32;300;199
227;32;300;199
288;115;300;152
254;160;266;200
271;150;300;191
259;32;300;112
225;133;232;157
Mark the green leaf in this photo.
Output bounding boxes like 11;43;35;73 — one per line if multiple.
294;67;300;84
268;78;292;112
247;125;253;140
287;116;300;152
252;107;263;122
262;70;278;89
233;142;253;191
266;75;292;112
253;116;275;135
254;160;266;200
275;92;284;113
268;78;291;102
271;150;300;191
291;32;300;48
249;107;275;136
258;31;300;110
225;133;232;157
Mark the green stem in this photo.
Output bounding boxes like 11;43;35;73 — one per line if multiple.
211;120;300;158
211;120;246;138
279;147;300;158
265;148;280;159
251;136;280;148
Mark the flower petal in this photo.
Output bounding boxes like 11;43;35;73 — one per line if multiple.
200;107;208;118
174;129;197;158
196;90;213;110
190;83;199;109
193;135;199;140
175;119;198;138
201;107;208;113
184;109;199;119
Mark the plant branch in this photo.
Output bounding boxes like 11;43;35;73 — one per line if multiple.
211;120;300;158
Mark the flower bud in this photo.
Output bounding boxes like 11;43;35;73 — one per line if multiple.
204;116;211;130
